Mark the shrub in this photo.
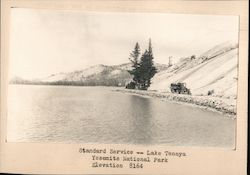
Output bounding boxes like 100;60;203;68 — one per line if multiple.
207;90;215;96
125;81;136;89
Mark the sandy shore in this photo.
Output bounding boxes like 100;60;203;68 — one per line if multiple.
113;88;236;119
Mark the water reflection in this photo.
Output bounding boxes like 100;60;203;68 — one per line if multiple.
128;95;154;144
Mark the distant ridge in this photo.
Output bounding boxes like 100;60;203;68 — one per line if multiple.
10;62;168;87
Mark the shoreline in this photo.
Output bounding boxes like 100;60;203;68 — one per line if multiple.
113;88;236;119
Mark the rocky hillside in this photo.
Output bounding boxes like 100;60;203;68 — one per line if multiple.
149;41;238;99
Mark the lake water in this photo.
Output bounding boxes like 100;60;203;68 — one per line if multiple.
7;85;235;148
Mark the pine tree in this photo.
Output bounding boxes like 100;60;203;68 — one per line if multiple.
138;39;157;90
128;42;141;87
127;39;157;90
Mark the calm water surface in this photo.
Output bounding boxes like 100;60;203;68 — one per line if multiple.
7;85;235;148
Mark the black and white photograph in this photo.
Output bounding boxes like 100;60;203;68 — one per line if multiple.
7;8;239;148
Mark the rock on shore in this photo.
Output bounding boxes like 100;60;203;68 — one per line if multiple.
114;88;236;118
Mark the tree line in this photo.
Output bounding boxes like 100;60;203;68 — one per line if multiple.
126;39;157;90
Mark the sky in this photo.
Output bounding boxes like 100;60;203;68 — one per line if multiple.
9;8;239;79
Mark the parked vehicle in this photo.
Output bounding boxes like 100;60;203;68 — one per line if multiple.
170;82;191;95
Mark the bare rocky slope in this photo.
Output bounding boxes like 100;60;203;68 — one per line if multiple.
149;41;238;100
